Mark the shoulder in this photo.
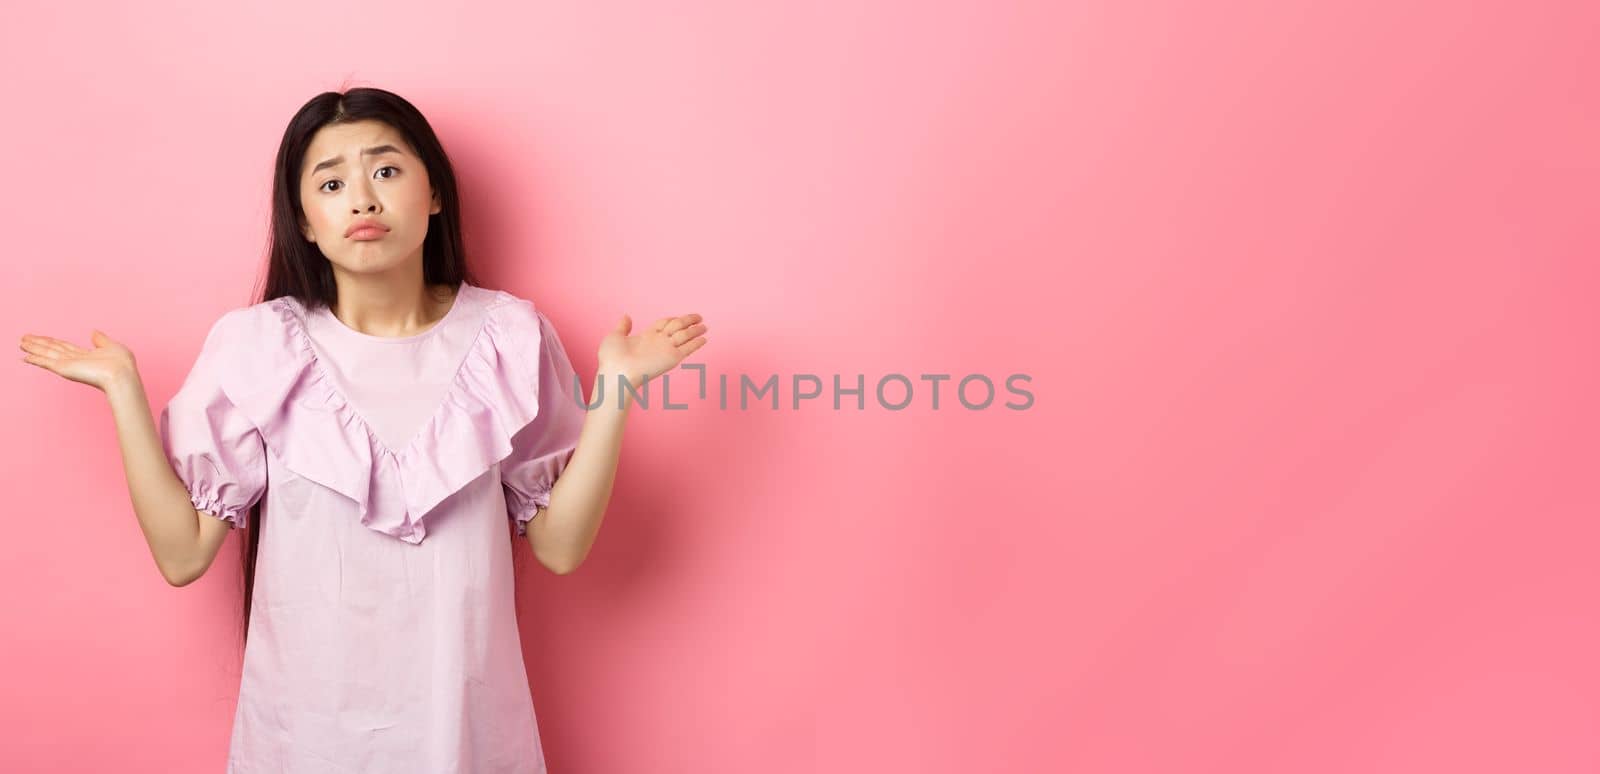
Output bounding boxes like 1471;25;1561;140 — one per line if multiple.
475;285;556;333
202;298;295;347
466;287;572;369
189;298;308;380
477;285;539;315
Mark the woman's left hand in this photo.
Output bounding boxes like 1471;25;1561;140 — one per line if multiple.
597;312;709;385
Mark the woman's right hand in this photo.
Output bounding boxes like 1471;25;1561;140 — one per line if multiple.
18;330;140;393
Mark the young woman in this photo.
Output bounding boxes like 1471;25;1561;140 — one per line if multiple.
18;87;707;772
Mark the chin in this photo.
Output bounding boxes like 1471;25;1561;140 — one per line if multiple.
330;250;420;275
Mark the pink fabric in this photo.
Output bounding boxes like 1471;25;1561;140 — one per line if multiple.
157;281;584;773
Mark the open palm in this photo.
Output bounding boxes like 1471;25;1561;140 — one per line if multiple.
598;312;709;384
18;330;138;392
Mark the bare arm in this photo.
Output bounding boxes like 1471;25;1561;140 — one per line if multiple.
105;373;228;587
524;367;633;574
20;331;223;587
525;312;708;574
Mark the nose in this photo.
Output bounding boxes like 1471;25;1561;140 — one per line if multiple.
349;181;381;215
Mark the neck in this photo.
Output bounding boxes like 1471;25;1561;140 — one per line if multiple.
329;265;458;338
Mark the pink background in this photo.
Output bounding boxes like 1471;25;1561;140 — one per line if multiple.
3;1;1597;772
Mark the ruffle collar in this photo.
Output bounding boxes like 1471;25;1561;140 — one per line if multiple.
216;284;548;545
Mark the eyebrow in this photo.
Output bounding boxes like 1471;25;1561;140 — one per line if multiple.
309;144;407;176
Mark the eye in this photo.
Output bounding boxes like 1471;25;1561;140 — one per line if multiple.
376;166;400;180
319;179;342;193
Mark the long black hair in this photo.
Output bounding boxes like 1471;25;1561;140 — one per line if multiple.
236;86;489;650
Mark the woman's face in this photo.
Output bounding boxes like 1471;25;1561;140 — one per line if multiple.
298;119;440;277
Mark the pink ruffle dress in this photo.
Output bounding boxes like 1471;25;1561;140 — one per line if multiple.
157;281;586;773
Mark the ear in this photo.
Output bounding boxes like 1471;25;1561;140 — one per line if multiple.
430;189;441;216
299;218;315;243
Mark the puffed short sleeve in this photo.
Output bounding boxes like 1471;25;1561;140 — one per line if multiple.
157;311;269;529
502;310;587;536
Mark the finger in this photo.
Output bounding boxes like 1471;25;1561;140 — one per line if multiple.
19;339;59;359
19;352;58;374
661;313;702;337
33;336;83;355
677;337;707;357
38;339;77;358
653;316;673;332
670;323;708;345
